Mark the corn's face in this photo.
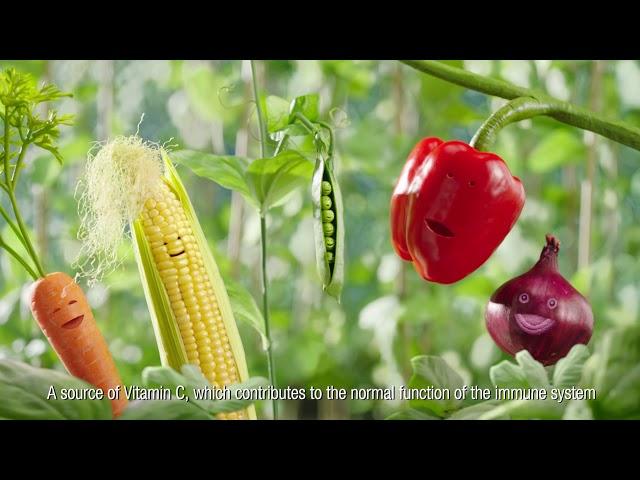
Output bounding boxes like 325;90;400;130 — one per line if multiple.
132;152;254;420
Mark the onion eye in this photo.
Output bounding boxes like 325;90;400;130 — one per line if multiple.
548;298;558;309
519;293;529;304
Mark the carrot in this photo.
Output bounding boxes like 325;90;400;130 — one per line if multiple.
29;272;128;417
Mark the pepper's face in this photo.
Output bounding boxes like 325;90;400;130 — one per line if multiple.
405;141;525;284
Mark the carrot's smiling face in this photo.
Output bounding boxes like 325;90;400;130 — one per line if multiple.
31;276;87;332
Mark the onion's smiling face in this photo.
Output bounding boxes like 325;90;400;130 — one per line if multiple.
511;291;558;335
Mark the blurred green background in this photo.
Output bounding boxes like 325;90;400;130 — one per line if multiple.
0;60;639;419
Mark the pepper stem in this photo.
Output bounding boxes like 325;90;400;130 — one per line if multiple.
470;97;559;152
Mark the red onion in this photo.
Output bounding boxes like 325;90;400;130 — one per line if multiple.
485;234;594;366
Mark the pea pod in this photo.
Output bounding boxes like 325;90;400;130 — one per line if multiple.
312;156;344;301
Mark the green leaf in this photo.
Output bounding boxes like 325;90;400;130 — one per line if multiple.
478;398;563;420
120;376;269;420
528;129;586;174
448;401;507;420
246;150;313;211
180;364;211;387
142;364;214;412
143;365;197;390
0;68;72;185
289;94;319;123
552;344;590;388
170;150;257;209
490;350;549;389
386;408;440;420
563;399;593;420
490;360;529;389
583;325;640;418
227;280;267;348
515;350;550;388
0;359;112;420
208;376;270;414
262;95;290;133
140;365;267;418
408;355;465;417
119;399;215;420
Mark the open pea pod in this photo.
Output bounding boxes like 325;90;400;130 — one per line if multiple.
312;156;345;301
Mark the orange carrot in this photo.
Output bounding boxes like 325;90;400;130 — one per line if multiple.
29;272;128;417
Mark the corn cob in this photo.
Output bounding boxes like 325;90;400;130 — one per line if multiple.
140;184;241;387
78;137;254;420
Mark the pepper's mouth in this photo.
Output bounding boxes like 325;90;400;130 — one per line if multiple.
62;315;84;330
425;219;455;238
515;313;554;335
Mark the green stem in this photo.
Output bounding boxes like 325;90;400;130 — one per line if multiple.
0;235;38;280
8;190;45;278
293;112;317;133
274;133;289;156
401;60;640;152
1;109;44;277
294;113;335;165
11;139;30;188
250;61;268;159
250;59;278;419
470;97;559;151
401;60;532;99
260;213;278;419
317;121;335;162
3;107;10;185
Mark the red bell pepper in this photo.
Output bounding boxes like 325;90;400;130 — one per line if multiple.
390;138;525;284
390;137;444;261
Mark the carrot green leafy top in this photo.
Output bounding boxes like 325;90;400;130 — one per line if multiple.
0;68;73;279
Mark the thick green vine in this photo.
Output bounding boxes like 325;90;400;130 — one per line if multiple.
401;60;640;152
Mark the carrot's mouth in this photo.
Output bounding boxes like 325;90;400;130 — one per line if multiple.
62;315;84;329
426;219;455;238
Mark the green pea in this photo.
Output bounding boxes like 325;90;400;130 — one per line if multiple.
321;181;333;195
321;195;332;210
325;251;334;263
325;236;335;250
322;210;335;223
323;222;334;236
